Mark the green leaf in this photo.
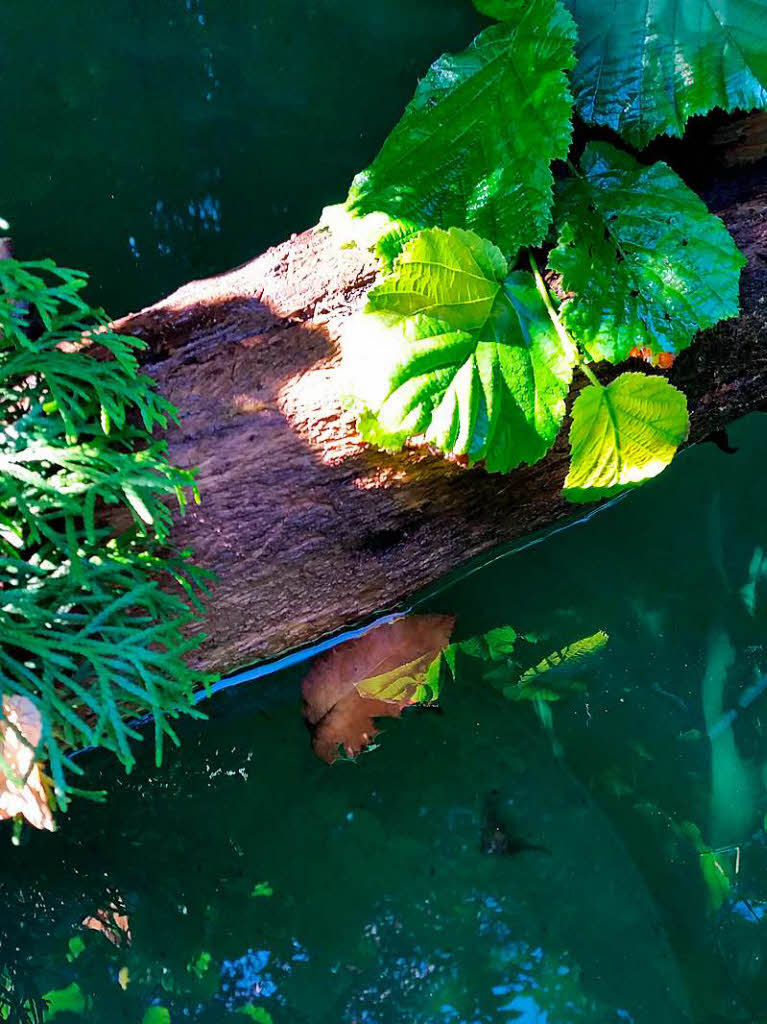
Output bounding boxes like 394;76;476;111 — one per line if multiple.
250;881;274;898
564;373;689;502
141;1009;171;1024
549;143;746;364
699;850;732;911
676;821;732;911
66;935;86;962
368;227;507;330
481;629;607;700
345;229;576;471
375;220;423;273
505;675;587;702
43;982;86;1020
458;625;518;661
509;629;608;700
347;0;576;256
564;0;767;147
237;1008;273;1024
186;951;212;978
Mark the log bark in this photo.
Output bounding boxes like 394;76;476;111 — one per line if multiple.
115;161;767;676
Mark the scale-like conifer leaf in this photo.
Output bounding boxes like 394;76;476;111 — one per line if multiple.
549;143;745;364
564;0;767;147
347;0;576;256
564;373;689;502
345;228;576;472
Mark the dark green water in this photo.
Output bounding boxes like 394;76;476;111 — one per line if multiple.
0;0;479;315
7;413;767;1023
4;2;767;1023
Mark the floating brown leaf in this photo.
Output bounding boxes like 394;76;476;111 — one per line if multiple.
0;695;55;832
302;614;455;763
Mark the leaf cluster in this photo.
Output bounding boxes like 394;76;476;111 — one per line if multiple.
334;0;758;500
0;258;212;812
443;624;608;702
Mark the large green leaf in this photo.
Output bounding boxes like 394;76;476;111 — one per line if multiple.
347;0;576;257
549;143;746;364
564;372;689;502
345;228;575;471
564;0;767;147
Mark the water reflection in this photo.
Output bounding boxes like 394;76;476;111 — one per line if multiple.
0;660;688;1022
2;416;767;1023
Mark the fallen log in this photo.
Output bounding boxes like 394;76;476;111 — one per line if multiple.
115;159;767;676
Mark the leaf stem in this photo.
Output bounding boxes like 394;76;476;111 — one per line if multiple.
528;251;574;354
528;251;603;389
578;360;602;389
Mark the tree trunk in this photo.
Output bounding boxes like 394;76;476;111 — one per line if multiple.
115;162;767;676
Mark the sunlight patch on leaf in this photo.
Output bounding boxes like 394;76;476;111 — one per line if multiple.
368;227;507;330
319;203;420;271
344;227;576;471
564;373;689;502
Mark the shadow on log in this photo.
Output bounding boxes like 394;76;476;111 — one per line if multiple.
114;158;767;676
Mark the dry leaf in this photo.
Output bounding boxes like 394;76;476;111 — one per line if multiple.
0;695;55;832
83;906;132;947
302;614;455;763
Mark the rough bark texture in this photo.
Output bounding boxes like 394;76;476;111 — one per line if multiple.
115;161;767;676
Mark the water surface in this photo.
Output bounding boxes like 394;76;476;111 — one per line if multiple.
4;2;767;1021
4;414;767;1023
1;0;480;313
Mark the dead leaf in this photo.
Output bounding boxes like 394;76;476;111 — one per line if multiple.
302;614;455;763
0;695;55;832
83;906;132;947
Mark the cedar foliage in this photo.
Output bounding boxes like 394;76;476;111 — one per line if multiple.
0;258;212;813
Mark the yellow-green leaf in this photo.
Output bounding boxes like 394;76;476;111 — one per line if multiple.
345;229;576;472
564;373;689;502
